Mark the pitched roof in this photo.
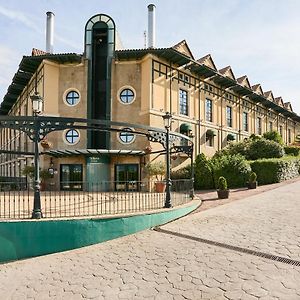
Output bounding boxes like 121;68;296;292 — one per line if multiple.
172;40;194;59
274;97;284;106
237;75;251;89
218;66;236;80
252;84;263;95
263;91;274;101
197;54;217;71
284;102;293;111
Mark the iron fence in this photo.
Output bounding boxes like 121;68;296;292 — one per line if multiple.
0;179;193;219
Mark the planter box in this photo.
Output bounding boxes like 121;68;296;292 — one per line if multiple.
247;181;258;189
217;189;229;199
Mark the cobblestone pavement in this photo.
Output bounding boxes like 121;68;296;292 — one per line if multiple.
0;180;300;299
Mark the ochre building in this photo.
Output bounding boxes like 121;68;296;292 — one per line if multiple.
0;13;299;190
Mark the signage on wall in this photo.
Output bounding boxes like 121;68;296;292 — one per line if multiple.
87;157;103;164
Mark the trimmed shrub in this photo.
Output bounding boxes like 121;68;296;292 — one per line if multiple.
250;157;300;185
263;130;283;145
249;172;257;183
212;154;251;188
247;138;284;160
171;165;191;180
218;176;227;190
284;146;300;156
194;153;214;189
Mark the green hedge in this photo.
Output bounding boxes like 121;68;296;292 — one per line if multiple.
212;154;251;188
171;165;191;180
194;153;251;189
194;154;214;189
284;146;300;156
250;157;300;185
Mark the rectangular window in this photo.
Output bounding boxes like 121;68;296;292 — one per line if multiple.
279;125;283;137
256;117;262;135
205;99;213;122
269;121;273;131
288;129;291;144
179;89;188;115
60;164;83;191
226;106;232;127
243;112;248;131
206;136;214;147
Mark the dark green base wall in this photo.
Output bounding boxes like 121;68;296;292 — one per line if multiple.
0;202;199;263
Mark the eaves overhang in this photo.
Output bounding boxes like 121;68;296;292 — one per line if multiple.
0;53;82;115
115;47;191;66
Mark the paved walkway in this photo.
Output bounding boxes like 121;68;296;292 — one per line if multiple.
1;179;300;299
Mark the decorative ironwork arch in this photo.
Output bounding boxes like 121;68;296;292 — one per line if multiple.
0;116;193;156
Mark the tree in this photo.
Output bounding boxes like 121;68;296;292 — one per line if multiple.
263;130;283;145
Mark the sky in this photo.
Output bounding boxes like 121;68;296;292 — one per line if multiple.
0;0;300;114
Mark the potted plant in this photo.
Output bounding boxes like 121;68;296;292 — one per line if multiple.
146;161;166;192
247;172;258;189
22;166;52;191
217;176;229;199
40;169;52;191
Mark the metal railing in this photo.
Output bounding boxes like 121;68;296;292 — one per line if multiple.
0;179;193;219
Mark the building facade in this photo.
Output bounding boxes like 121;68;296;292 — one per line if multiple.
0;13;299;190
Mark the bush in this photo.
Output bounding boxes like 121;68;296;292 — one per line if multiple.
215;138;284;160
218;176;227;190
263;130;283;145
250;157;300;185
225;140;250;157
284;146;300;156
171;165;191;180
247;138;284;160
146;161;166;181
194;154;214;189
212;154;251;188
249;172;257;183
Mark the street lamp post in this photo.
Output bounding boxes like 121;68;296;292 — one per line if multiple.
189;132;195;199
162;112;172;208
31;92;43;219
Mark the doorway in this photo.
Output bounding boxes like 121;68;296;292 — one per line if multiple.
115;164;139;191
60;164;83;190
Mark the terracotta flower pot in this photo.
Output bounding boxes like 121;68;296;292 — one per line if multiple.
155;182;166;193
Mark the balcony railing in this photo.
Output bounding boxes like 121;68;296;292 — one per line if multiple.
0;179;193;219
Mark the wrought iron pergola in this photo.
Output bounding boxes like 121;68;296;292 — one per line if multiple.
0;115;194;218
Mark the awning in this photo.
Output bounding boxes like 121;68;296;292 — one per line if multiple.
227;133;236;141
206;129;217;137
180;123;192;133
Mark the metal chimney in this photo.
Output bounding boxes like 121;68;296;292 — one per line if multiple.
46;12;55;53
147;4;156;48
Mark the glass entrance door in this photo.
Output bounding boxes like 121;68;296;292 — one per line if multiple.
115;164;139;191
60;164;83;190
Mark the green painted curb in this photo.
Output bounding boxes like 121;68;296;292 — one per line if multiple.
0;201;199;263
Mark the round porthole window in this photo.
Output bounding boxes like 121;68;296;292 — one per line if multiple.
65;129;80;144
65;90;80;106
119;128;135;144
119;87;135;104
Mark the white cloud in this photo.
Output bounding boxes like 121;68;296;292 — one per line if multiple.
0;5;40;33
0;46;20;101
0;5;81;51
